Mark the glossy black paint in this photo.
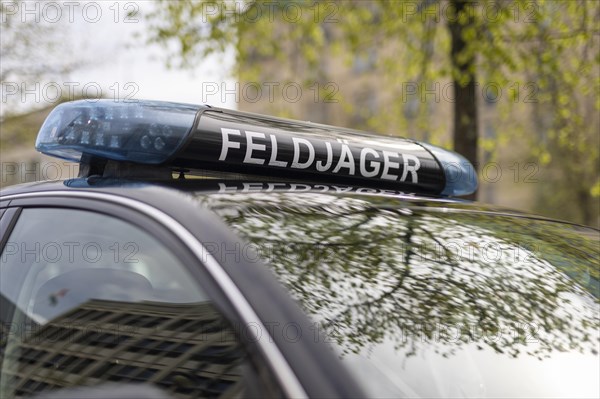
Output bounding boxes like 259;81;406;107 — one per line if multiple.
203;190;599;397
1;178;593;229
0;207;20;250
0;180;368;399
171;107;446;194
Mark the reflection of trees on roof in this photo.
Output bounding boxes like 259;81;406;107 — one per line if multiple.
2;299;244;399
205;193;600;359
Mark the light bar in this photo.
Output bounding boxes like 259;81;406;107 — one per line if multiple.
36;100;202;164
421;143;478;197
36;100;478;196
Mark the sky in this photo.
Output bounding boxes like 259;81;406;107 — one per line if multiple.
68;2;236;105
2;1;237;116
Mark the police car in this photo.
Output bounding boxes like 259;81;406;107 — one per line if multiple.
0;100;598;399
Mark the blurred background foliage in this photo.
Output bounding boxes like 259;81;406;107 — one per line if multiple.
1;0;599;227
144;0;600;226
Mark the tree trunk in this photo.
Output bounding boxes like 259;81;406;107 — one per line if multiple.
449;0;478;200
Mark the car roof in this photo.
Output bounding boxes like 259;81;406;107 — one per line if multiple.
2;178;595;231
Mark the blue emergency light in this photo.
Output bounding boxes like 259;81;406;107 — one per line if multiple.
36;100;478;197
36;100;201;164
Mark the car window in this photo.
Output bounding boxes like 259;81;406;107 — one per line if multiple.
0;207;279;399
206;192;600;398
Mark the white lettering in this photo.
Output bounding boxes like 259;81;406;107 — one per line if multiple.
219;128;242;161
381;151;400;180
289;184;312;192
313;184;330;192
356;187;378;194
331;186;353;193
244;131;266;165
400;154;421;183
242;183;264;192
332;144;355;175
218;183;239;193
359;147;380;177
291;138;315;169
265;183;288;192
268;134;288;167
316;142;333;171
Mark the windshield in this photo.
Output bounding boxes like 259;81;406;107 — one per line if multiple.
204;192;600;398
